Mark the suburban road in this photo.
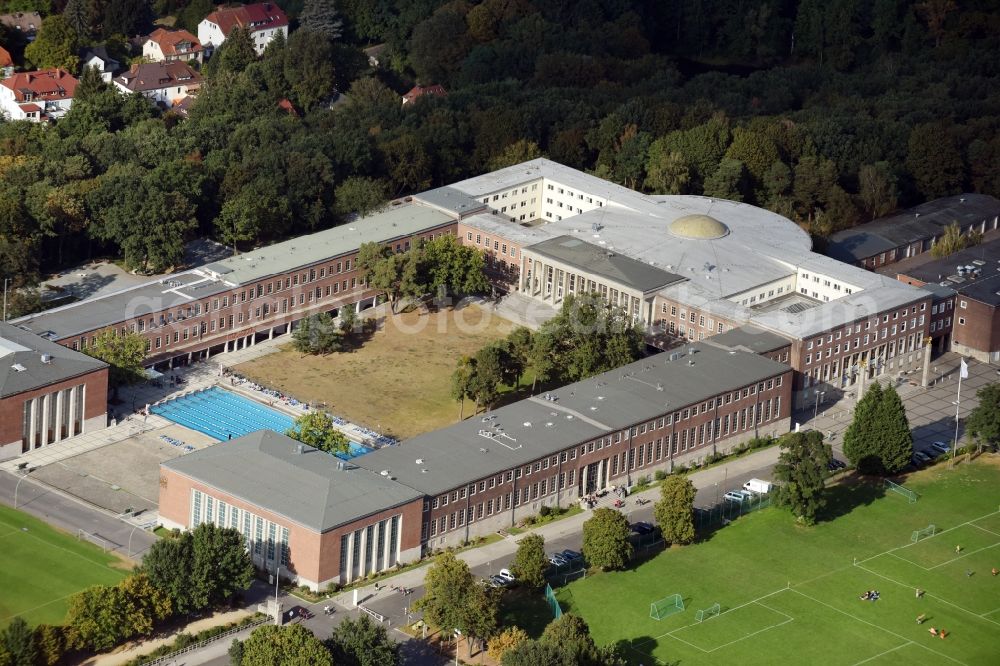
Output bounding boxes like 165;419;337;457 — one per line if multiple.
0;470;157;560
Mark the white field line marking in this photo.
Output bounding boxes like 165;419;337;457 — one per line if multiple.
853;563;1000;627
664;600;795;654
851;641;913;666
855;509;1000;566
928;541;1000;570
971;522;1000;538
0;592;77;623
788;588;967;666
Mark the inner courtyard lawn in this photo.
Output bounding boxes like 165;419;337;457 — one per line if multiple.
234;303;519;440
0;505;128;627
553;458;1000;665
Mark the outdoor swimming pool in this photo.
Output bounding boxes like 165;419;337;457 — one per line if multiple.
152;388;373;459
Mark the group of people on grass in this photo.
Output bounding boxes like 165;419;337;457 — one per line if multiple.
859;590;881;601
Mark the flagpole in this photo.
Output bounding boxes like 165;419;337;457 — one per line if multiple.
952;359;965;465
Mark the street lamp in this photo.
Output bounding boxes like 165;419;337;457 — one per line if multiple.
813;391;826;419
13;467;33;509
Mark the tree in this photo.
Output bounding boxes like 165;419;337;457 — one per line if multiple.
286;411;350;455
216;27;256;74
24;15;78;70
644;147;689;194
451;355;476;420
653;475;695;545
117;574;173;638
241;625;331;666
510;533;547;588
334;177;388;218
906;123;964;199
488;139;542;171
581;508;632;571
501;640;576;666
487;627;529;662
140;532;198;615
844;382;882;473
75;64;107;101
773;430;832;525
84;330;146;393
506;327;534;388
65;584;125;651
0;618;36;666
408;8;472;86
63;0;93;40
703;158;747;202
541;614;602;666
414;551;474;635
931;222;980;258
32;625;63;666
874;384;914;474
967;383;1000;449
299;0;344;40
293;313;343;354
857;162;898;220
190;523;255;609
283;29;337;110
325;614;399;666
462;581;501;653
915;0;956;47
724;127;780;190
229;638;244;666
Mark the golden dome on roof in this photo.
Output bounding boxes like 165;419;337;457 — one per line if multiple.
669;214;729;240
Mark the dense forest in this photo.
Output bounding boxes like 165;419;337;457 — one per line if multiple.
0;0;998;316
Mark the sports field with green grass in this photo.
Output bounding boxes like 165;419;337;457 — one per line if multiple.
0;505;128;627
555;459;1000;665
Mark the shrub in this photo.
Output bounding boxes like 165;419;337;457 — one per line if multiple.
637;475;650;486
539;505;552;517
654;470;667;481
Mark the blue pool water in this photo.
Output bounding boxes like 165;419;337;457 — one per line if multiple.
152;387;295;441
152;387;374;460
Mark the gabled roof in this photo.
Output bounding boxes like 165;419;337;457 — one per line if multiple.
402;84;446;103
0;69;78;102
529;235;685;293
115;62;202;93
162;430;423;532
0;322;107;398
81;47;119;73
0;46;12;68
203;3;288;37
146;28;203;56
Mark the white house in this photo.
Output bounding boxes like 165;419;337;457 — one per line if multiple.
113;62;202;107
0;69;77;122
198;3;288;57
143;28;204;64
80;47;120;82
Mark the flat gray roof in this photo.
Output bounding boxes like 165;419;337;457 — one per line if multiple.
14;202;457;340
162;430;423;533
900;237;1000;306
828;194;1000;261
356;342;789;495
415;187;489;218
0;322;107;398
528;236;685;293
704;325;791;354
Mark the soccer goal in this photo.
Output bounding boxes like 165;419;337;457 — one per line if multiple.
910;524;937;543
76;529;109;552
650;594;685;620
885;479;918;503
695;602;721;622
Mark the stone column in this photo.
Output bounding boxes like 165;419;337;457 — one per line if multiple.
344;531;355;583
54;389;64;443
921;338;932;387
857;359;867;403
581;464;589;494
381;520;391;572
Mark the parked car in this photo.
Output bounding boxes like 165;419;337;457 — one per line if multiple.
631;521;656;535
743;478;772;494
911;450;931;466
930;441;950;455
497;569;517;584
723;490;748;503
827;458;846;471
560;549;583;562
548;554;568;567
488;574;509;588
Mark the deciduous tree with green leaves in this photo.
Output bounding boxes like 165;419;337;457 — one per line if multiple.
581;507;632;571
510;533;547;588
967;383;1000;449
24;15;78;70
325;613;399;666
241;624;331;666
487;626;529;662
653;475;696;545
773;430;832;525
0;618;36;666
293;312;343;355
286;411;350;455
84;330;146;394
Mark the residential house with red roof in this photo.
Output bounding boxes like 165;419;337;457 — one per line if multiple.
198;3;288;57
144;28;204;64
402;84;447;106
0;46;13;76
113;62;202;107
0;69;78;122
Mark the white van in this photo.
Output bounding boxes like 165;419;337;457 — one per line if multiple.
743;478;772;495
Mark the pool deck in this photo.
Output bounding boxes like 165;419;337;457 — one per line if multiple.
0;319;389;475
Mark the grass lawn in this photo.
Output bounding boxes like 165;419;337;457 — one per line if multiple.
0;505;129;627
234;304;520;439
547;458;1000;665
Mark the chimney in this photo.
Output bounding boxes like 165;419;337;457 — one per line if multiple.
295;444;303;454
